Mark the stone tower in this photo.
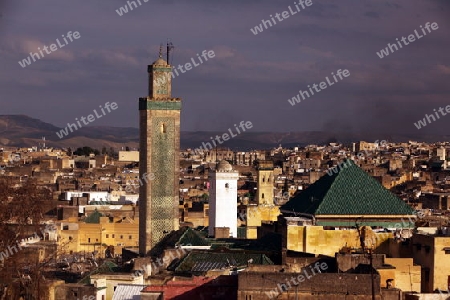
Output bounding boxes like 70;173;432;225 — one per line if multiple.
139;52;181;256
208;160;239;238
256;160;274;205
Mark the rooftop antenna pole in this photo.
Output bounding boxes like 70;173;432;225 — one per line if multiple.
167;40;174;64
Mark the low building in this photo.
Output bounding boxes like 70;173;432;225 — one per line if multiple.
118;151;139;162
141;275;238;300
412;231;450;292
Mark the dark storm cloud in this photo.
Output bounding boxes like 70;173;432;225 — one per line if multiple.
0;0;449;136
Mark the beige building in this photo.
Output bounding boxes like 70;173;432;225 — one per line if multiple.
58;216;139;256
182;202;209;228
245;204;280;239
234;151;264;166
90;274;143;300
283;222;393;256
412;232;450;292
356;141;379;152
379;258;421;292
118;151;139;162
298;158;321;170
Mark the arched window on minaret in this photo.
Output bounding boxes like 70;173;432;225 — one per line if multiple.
161;123;166;133
262;176;265;183
262;193;265;199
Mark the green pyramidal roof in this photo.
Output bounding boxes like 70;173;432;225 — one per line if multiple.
281;160;415;216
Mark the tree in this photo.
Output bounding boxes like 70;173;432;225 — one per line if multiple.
200;193;209;202
73;146;99;156
0;179;54;299
108;147;118;159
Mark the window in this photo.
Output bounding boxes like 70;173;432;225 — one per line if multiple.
129;235;132;239
88;238;91;243
424;269;430;282
161;123;166;133
120;235;123;239
112;234;115;238
225;183;229;188
69;236;73;241
106;234;109;238
445;249;450;254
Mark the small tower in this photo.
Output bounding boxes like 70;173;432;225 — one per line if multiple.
437;146;446;161
255;160;274;205
208;160;239;238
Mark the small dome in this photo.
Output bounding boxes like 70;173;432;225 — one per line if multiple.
217;160;233;171
153;58;167;66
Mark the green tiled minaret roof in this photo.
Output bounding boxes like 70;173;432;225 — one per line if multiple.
281;160;415;216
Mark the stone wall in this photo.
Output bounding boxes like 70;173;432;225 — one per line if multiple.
238;271;381;300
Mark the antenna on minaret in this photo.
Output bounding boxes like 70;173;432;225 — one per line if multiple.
159;44;163;58
215;143;218;168
167;40;174;65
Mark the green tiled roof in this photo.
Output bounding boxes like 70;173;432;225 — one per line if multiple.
281;160;415;216
178;227;210;246
150;227;210;256
175;251;273;274
78;261;119;284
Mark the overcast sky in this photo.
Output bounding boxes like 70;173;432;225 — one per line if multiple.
1;0;449;135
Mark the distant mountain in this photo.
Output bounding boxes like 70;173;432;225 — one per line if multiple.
0;115;449;150
0;115;139;150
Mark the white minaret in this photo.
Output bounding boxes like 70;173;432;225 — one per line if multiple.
208;160;239;238
437;147;446;161
437;147;447;169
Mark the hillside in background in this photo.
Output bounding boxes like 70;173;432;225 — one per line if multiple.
0;115;449;150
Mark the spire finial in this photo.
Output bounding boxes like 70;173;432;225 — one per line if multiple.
159;44;163;58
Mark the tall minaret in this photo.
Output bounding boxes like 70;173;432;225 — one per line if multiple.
139;49;181;256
